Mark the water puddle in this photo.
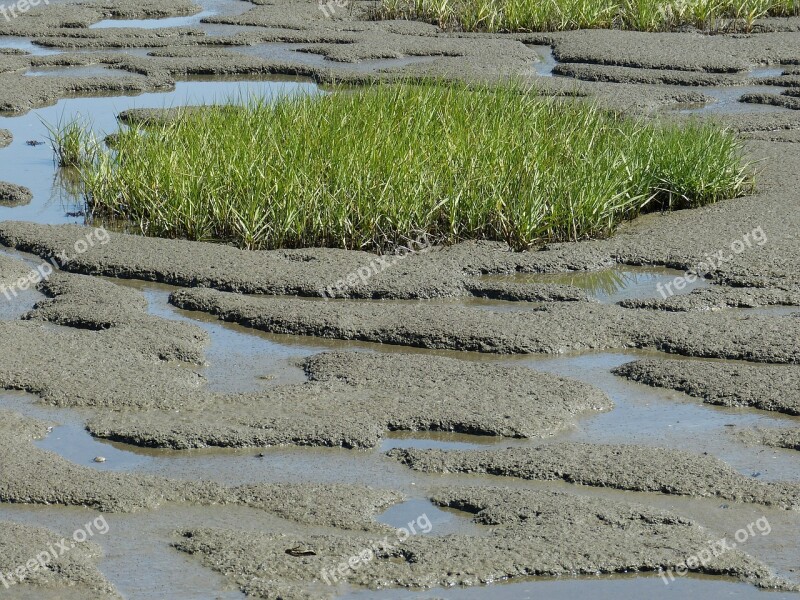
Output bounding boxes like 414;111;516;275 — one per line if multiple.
111;279;322;392
482;265;709;304
675;85;788;114
0;37;61;56
749;66;784;78
506;351;800;482
89;11;217;30
0;77;318;225
376;498;479;536
529;44;556;77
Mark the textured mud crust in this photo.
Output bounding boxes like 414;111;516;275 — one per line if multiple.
742;92;800;111
0;181;32;207
86;351;611;449
0;521;121;598
614;358;800;415
735;428;800;451
169;287;800;363
0;409;404;528
27;271;208;362
387;445;800;509
0;128;11;148
173;486;789;600
0;270;610;447
618;286;800;311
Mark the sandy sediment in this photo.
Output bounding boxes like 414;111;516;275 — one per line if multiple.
614;358;800;415
388;445;800;510
0;129;11;148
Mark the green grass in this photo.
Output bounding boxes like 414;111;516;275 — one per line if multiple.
44;115;100;168
375;0;799;32
65;81;753;251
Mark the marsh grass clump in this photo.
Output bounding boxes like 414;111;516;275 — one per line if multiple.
45;115;100;168
72;82;753;251
376;0;800;32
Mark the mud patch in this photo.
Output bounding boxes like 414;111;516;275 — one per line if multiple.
735;428;800;451
0;181;32;206
0;520;120;598
169;287;800;363
173;486;786;600
614;358;800;415
85;350;611;449
388;445;800;510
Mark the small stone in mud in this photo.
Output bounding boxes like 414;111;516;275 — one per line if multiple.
93;456;106;463
0;181;33;207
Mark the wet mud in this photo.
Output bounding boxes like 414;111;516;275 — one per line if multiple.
615;358;800;415
173;486;792;600
388;445;800;510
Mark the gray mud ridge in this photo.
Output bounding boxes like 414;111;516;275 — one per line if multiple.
388;444;800;510
735;427;800;451
618;286;800;311
552;62;749;86
28;271;207;362
170;286;800;363
0;128;11;148
0;181;32;207
0;409;403;529
615;358;800;415
0;222;594;301
86;350;610;449
174;486;789;600
742;92;800;111
0;520;120;599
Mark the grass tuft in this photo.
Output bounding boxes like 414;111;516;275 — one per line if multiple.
70;81;753;251
45;114;100;168
374;0;800;32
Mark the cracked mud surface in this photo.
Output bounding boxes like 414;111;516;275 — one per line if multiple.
0;1;799;598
